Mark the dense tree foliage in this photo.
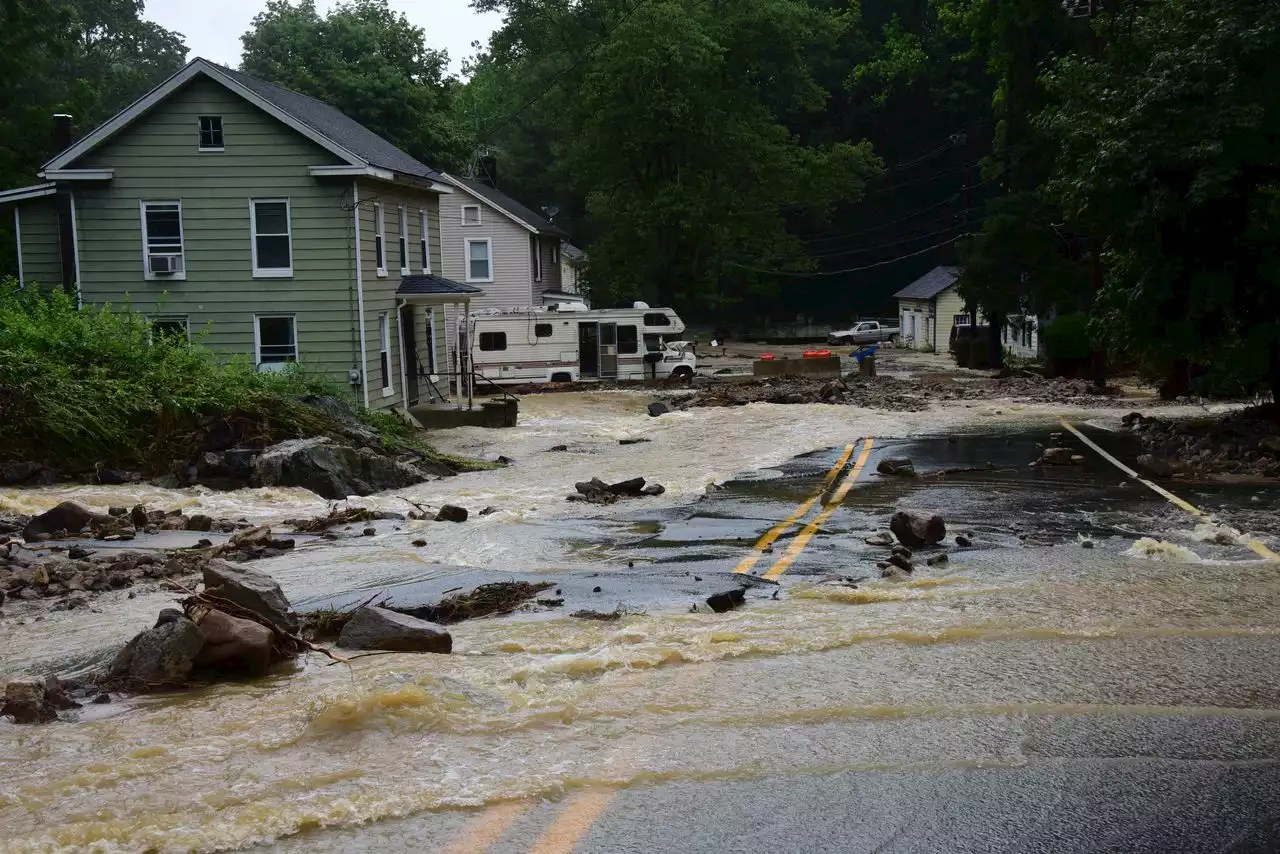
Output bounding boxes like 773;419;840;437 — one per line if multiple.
240;0;469;170
0;0;186;274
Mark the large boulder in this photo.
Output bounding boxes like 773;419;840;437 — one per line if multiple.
876;458;916;477
647;402;671;418
337;606;452;653
889;510;946;547
1039;447;1075;466
195;449;257;490
435;504;469;523
251;437;432;499
108;618;205;688
192;607;275;675
1136;454;1174;479
23;501;113;542
202;560;297;633
1;679;59;724
608;477;648;496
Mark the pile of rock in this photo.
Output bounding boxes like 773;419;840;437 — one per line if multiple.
1124;410;1280;480
567;477;667;505
18;501;250;543
0;546;208;608
863;510;950;578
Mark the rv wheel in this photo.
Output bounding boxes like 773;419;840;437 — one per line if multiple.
671;366;694;379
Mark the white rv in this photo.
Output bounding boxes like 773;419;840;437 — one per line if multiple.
466;303;696;384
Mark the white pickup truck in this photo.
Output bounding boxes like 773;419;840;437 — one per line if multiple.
827;320;901;346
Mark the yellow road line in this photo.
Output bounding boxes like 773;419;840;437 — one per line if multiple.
733;442;857;576
442;801;530;854
527;789;616;854
762;438;876;582
1061;420;1279;561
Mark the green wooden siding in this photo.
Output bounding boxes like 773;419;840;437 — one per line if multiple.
69;77;364;394
355;179;445;409
15;197;62;287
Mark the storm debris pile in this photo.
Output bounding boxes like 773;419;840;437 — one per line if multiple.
1124;410;1280;479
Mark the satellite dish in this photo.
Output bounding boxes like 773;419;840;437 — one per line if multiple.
541;204;561;220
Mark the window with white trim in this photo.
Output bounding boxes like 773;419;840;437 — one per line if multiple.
250;199;293;277
530;234;542;282
374;203;386;275
419;209;431;273
397;206;409;274
198;116;223;150
479;331;506;351
466;238;492;282
462;204;481;226
378;311;392;394
255;315;297;368
141;201;185;279
552;242;560;265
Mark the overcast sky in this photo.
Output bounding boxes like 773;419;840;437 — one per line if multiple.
143;0;502;76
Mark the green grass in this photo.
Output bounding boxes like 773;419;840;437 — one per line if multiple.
0;278;468;473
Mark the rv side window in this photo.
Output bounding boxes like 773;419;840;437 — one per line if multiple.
534;323;553;338
617;325;639;354
479;331;507;351
643;312;671;327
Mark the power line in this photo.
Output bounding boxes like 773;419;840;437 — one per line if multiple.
728;235;966;278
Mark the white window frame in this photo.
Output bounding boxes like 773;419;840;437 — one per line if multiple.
197;116;224;152
552;242;560;265
465;238;493;283
397;206;410;275
461;204;481;226
419;209;431;274
379;311;394;396
253;314;298;370
140;200;186;281
531;234;542;283
249;197;293;278
374;203;387;277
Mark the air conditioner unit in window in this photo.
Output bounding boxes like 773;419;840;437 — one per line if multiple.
149;254;181;275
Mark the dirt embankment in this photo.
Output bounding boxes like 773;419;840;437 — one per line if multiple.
674;374;1132;411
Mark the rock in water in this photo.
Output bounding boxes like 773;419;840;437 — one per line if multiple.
608;477;647;496
926;553;949;567
1;679;59;724
642;483;666;496
887;553;914;573
647;402;670;418
1136;454;1175;479
202;560;297;633
184;514;214;532
251;437;431;499
22;501;113;542
435;505;469;523
876;458;917;477
337;606;452;653
864;532;895;547
192;607;275;675
705;588;746;613
130;504;149;528
109;618;205;688
889;510;946;547
1039;447;1074;466
955;534;973;547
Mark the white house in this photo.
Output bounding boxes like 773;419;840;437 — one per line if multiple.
894;266;968;351
438;173;570;356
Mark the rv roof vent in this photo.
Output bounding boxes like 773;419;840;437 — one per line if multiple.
633;301;650;310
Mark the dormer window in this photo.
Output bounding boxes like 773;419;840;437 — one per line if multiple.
462;204;481;225
198;116;224;151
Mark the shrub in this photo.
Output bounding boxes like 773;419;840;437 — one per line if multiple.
1042;313;1093;362
0;279;417;471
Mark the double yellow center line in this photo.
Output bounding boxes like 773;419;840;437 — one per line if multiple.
734;437;875;581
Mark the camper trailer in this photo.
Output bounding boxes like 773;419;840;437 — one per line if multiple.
467;303;696;384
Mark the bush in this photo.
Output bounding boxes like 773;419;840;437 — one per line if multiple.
1042;313;1093;361
0;279;428;471
952;338;993;370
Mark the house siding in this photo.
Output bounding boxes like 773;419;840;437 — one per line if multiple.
354;179;445;409
15;197;62;287
67;77;364;393
897;297;935;350
934;286;968;352
439;185;537;357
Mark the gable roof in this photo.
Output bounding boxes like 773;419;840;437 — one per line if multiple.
893;266;961;300
42;58;448;190
442;175;569;238
562;242;586;262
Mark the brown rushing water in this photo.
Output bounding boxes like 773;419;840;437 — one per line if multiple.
1;395;1274;852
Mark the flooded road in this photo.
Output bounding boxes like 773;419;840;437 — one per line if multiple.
2;396;1279;852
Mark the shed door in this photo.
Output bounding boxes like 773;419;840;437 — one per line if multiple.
599;322;618;378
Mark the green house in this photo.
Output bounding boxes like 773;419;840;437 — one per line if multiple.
0;57;483;413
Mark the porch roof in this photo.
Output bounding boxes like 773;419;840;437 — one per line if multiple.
397;275;484;303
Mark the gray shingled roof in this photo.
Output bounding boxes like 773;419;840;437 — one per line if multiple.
893;266;961;300
562;242;586;261
398;275;483;296
213;64;444;182
453;178;569;238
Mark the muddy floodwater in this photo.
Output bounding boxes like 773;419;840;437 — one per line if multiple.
2;393;1278;852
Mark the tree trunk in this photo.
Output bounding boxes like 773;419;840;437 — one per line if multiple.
988;313;1005;371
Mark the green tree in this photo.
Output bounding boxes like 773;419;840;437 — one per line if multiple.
1042;0;1280;396
240;0;467;170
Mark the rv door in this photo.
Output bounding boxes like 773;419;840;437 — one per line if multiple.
599;322;618;379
